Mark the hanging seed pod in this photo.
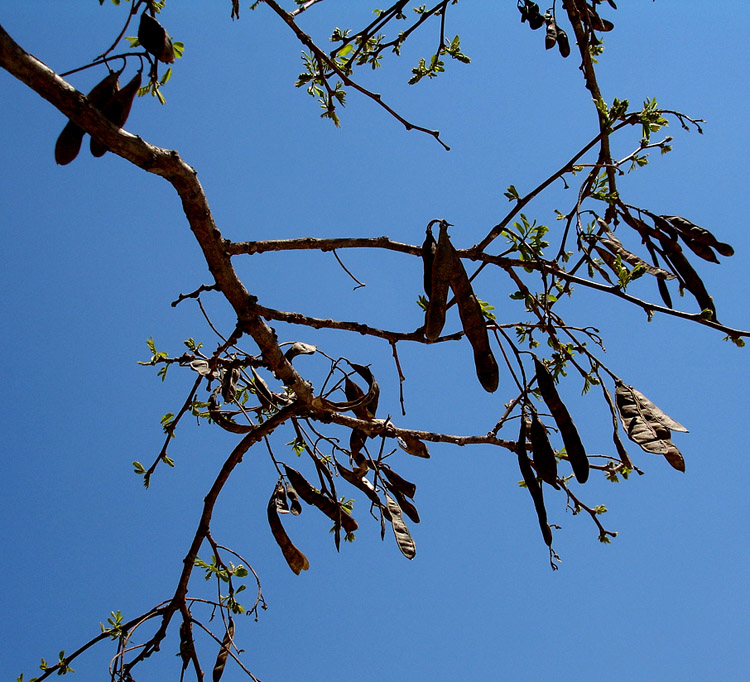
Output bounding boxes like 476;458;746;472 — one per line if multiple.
138;11;175;64
383;483;420;524
557;28;571;58
534;358;589;483
379;464;417;499
212;617;235;682
179;619;194;671
273;481;290;514
422;223;437;298
385;493;417;559
517;413;553;547
446;240;499;393
529;411;559;489
267;486;309;574
220;364;242;404
424;221;453;341
90;70;142;157
285;482;302;515
283;465;359;533
54;70;120;165
545;15;558;50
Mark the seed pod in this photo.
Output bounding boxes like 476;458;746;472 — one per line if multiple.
138;12;175;64
379;464;417;499
267;486;309;574
208;392;253;434
54;70;120;165
545;16;558;50
397;434;431;458
424;221;453;341
529;411;559;489
422;224;437;298
285;482;302;515
179;619;193;671
517;413;553;547
534;358;589;483
385;493;417;559
384;483;420;524
447;240;499;393
212;617;234;682
336;460;388;516
90;70;142;157
283;465;358;533
220;365;241;404
557;28;570;58
273;481;290;514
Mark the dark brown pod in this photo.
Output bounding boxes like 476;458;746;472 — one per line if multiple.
283;465;358;533
447;241;499;393
90;71;142;157
517;413;553;547
424;221;453;341
212;617;234;682
529;411;559;489
534;358;589;483
138;11;175;64
545;18;558;50
379;464;417;499
220;364;241;404
557;28;570;58
422;224;437;298
267;486;309;574
54;70;120;165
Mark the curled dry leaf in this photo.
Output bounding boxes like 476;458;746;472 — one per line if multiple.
517;414;553;547
397;434;431;458
283;465;358;533
267;486;310;574
284;342;317;362
90;70;142;157
534;358;589;483
212;616;234;682
447;237;499;393
424;221;453;341
385;493;416;559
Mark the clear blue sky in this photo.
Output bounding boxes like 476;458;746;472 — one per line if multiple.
1;2;748;681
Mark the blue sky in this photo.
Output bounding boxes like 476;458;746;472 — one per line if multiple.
1;2;749;681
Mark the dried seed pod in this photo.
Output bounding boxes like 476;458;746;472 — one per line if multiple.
446;240;499;393
336;460;388;516
138;11;175;64
557;28;570;58
212;616;234;682
424;221;453;341
220;365;241;404
397;434;431;458
422;223;437;298
283;465;358;533
534;358;589;483
662;215;735;260
54;70;120;165
385;493;417;559
273;481;290;514
90;70;142;157
267;486;309;574
379;464;417;499
545;16;558;50
285;482;302;515
208;392;253;434
529;411;559;489
179;618;194;672
517;413;553;547
384;483;420;524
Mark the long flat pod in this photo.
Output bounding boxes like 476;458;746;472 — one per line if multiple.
424;221;453;341
283;465;358;533
90;70;142;157
267;488;310;574
385;493;416;559
534;358;589;483
446;239;499;392
529;410;559;489
422;223;437;298
54;70;120;165
517;414;553;547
